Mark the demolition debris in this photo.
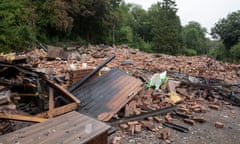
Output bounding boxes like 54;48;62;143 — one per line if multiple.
0;45;240;144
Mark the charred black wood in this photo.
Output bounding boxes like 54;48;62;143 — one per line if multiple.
163;122;189;133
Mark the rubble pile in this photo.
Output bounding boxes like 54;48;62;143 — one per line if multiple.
0;45;239;143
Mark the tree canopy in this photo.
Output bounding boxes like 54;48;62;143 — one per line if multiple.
148;0;181;54
2;0;238;62
0;0;34;53
211;10;240;49
182;21;208;55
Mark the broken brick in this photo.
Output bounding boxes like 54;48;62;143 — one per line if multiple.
128;121;139;126
154;116;163;123
209;105;220;111
215;122;224;128
140;121;155;131
191;104;201;110
112;136;121;144
165;139;171;144
160;128;171;140
193;117;206;123
120;124;129;129
183;118;195;125
165;113;173;122
192;107;201;113
135;124;142;133
147;117;154;121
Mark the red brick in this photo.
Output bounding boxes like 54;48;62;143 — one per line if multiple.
135;124;142;133
165;113;173;122
215;122;224;128
209;105;220;111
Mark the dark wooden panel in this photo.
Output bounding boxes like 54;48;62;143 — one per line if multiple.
72;68;143;121
0;111;110;144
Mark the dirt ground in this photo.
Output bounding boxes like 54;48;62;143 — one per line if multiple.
111;103;240;144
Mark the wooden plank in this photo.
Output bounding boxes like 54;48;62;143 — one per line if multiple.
36;102;78;118
0;113;47;123
48;87;54;118
0;111;110;144
18;93;38;97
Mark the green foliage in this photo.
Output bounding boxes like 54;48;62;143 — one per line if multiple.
132;37;152;53
230;42;240;62
131;5;152;42
148;0;181;55
1;0;233;60
0;0;35;53
182;21;208;55
208;41;230;61
183;48;197;56
118;26;134;44
211;10;240;49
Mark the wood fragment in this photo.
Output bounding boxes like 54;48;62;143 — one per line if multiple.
36;102;78;118
44;78;80;104
0;113;47;123
48;87;54;118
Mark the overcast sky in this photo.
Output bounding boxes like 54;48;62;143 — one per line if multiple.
124;0;240;33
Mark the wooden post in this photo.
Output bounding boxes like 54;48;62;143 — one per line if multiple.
48;87;54;118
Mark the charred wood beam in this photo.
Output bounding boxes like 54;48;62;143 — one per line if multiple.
68;55;115;92
163;122;189;133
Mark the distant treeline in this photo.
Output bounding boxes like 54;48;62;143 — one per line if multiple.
0;0;239;62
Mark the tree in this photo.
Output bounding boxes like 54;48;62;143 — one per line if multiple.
211;10;240;49
182;21;208;55
70;0;114;43
230;42;240;62
0;0;35;53
131;5;152;42
148;0;181;54
112;2;134;45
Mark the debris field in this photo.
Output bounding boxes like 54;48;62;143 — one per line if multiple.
0;45;239;144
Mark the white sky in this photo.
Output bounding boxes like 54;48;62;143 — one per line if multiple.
124;0;240;33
